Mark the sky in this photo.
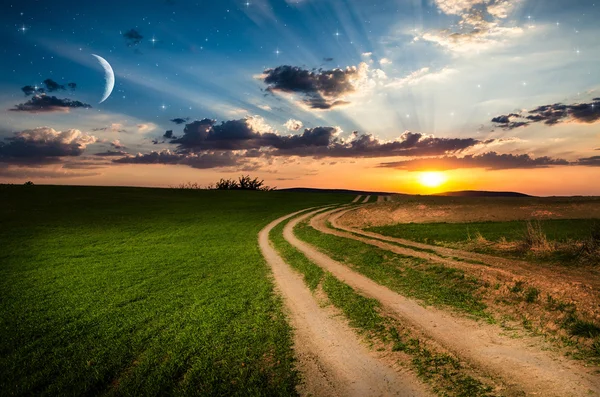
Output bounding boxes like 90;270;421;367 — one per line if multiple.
0;0;599;195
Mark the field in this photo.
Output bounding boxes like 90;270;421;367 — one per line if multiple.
2;187;600;396
0;185;347;395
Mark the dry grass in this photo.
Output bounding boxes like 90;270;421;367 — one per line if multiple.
520;220;555;253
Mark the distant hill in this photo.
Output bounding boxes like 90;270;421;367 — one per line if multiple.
278;188;402;196
435;190;532;198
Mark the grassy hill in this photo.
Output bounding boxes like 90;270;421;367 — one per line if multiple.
0;185;349;396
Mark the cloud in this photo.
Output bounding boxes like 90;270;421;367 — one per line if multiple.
170;117;504;159
10;94;92;113
170;117;189;125
110;139;125;149
380;58;392;65
323;57;334;62
0;127;97;164
0;165;100;180
492;99;600;129
123;29;143;46
137;123;157;133
42;78;65;92
92;124;127;133
284;119;303;131
20;79;77;97
418;1;523;52
163;130;176;139
94;150;130;157
113;149;244;169
260;63;373;110
577;156;600;167
386;67;456;88
379;152;570;171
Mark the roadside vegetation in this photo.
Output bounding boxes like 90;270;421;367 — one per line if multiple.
294;220;490;319
331;212;600;363
0;185;347;395
368;219;600;266
270;216;496;397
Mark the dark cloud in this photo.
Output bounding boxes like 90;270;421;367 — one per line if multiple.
113;150;244;169
169;117;500;158
323;57;334;62
378;152;570;171
21;86;41;96
170;117;189;124
577;156;600;167
123;29;143;46
10;95;91;113
94;150;130;157
0;127;97;164
493;99;600;128
163;130;176;139
261;64;362;109
0;166;100;180
43;79;65;92
20;79;76;97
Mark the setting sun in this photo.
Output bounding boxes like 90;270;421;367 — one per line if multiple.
418;172;447;188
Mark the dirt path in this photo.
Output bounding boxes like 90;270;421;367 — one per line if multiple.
377;196;385;203
259;209;431;397
285;209;600;397
352;195;362;203
328;207;600;292
362;195;371;204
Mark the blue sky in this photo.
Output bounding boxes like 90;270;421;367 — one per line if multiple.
0;0;599;194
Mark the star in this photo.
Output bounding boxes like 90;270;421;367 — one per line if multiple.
275;48;281;57
19;24;27;33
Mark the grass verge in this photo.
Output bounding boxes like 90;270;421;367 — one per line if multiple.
270;215;496;397
295;220;490;320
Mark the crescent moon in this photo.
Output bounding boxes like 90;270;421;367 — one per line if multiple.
91;54;115;104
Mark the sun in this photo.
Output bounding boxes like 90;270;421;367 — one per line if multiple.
418;172;447;188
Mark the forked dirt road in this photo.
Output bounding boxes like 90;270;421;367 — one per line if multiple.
285;208;600;397
259;209;432;397
329;207;600;288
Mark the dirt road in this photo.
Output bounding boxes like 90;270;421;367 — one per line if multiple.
285;208;600;397
258;209;432;397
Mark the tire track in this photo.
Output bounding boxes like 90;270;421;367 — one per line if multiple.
259;209;431;397
284;209;600;397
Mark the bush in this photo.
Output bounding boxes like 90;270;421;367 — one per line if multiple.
173;176;275;191
24;181;34;186
215;175;275;191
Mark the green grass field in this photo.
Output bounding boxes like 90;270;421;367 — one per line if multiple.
0;185;348;396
